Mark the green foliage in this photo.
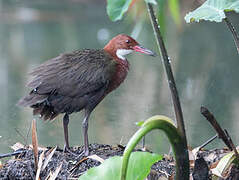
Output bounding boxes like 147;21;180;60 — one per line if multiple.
157;0;167;36
168;0;180;25
157;0;180;36
79;115;189;180
107;0;181;24
106;0;156;22
135;120;144;127
78;152;162;180
121;115;189;180
185;0;239;23
107;0;132;22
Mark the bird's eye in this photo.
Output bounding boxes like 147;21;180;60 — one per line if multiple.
126;39;130;44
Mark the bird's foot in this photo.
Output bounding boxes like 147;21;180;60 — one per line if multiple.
63;145;78;156
84;147;89;156
75;146;90;158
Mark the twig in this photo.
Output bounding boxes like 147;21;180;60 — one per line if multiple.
224;17;239;54
146;3;187;142
0;150;27;159
26;121;32;146
69;157;88;172
14;128;27;145
192;135;218;155
199;134;218;150
224;129;239;161
200;106;233;150
69;157;88;176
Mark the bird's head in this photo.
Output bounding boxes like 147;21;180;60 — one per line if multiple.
104;34;156;60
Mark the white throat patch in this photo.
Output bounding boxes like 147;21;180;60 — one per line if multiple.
116;49;133;60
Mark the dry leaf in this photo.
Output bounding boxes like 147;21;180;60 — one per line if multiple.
42;146;57;171
48;162;63;180
10;142;25;151
210;160;219;169
211;152;235;178
188;149;195;168
192;146;200;157
36;151;44;180
32;119;39;171
88;154;105;163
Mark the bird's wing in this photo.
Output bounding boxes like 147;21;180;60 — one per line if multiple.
27;49;116;98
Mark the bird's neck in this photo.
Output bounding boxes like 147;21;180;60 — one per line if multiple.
106;59;129;94
103;46;129;69
103;46;129;94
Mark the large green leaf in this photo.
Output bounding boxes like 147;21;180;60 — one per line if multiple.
157;0;180;36
107;0;133;22
168;0;180;25
79;152;162;180
157;0;167;36
107;0;157;22
185;0;239;23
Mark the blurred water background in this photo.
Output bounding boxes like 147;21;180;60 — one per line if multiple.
0;0;239;155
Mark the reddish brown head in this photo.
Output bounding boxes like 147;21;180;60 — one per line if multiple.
104;34;156;60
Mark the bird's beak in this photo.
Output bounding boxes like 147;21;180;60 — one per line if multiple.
133;45;157;57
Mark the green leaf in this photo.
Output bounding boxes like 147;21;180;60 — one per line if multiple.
157;0;167;36
168;0;180;25
185;0;239;23
135;121;144;127
107;0;133;22
121;115;189;179
79;152;162;180
145;0;157;5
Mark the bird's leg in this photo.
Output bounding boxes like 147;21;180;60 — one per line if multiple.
82;110;91;156
63;113;70;151
63;113;78;156
62;114;80;156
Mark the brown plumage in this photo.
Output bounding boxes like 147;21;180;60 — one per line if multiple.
18;34;156;155
18;49;116;119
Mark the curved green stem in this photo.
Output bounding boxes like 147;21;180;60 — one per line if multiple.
121;115;189;180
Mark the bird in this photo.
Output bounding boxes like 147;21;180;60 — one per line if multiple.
17;34;156;156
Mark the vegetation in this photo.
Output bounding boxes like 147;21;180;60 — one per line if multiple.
81;0;239;179
0;0;238;179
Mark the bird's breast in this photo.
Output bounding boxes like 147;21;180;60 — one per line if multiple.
106;61;129;93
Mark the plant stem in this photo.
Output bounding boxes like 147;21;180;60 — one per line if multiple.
0;150;28;159
146;3;187;142
121;115;189;180
224;129;239;162
200;106;233;150
224;17;239;54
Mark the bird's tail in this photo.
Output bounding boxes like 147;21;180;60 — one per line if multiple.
17;93;47;107
17;94;59;121
31;103;59;121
